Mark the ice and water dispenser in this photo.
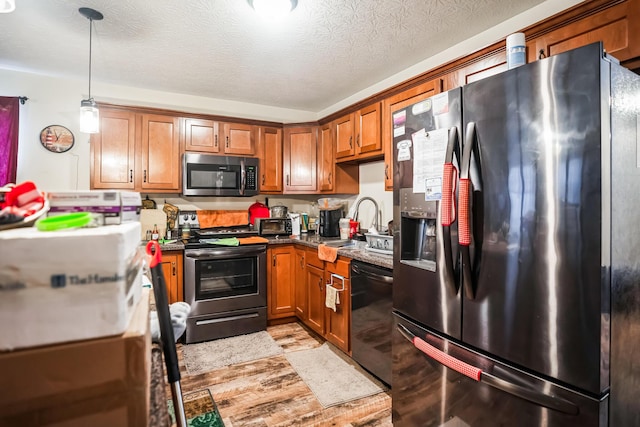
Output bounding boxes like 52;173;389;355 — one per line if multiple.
399;188;438;272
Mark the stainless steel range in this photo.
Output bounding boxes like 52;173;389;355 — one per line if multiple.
180;211;267;344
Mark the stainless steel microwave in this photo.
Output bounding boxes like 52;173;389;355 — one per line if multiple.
182;153;259;197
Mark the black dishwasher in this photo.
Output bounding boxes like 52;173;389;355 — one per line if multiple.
350;260;393;386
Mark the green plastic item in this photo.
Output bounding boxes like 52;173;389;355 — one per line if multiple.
200;237;239;246
35;212;92;231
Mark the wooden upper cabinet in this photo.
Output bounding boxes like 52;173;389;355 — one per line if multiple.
91;108;180;193
355;102;382;158
528;0;640;64
257;126;283;193
139;114;181;192
335;114;355;159
184;118;219;153
318;123;334;192
382;79;442;190
91;109;136;190
221;122;255;156
283;126;317;193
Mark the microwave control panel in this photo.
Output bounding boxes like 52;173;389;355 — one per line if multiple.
246;165;257;190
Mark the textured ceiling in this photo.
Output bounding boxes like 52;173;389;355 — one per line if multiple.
0;0;547;112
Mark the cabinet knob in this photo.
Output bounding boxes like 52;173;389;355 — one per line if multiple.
171;261;176;276
286;175;290;186
215;135;218;147
273;255;276;267
349;135;353;149
129;169;133;183
328;172;332;185
538;49;546;59
385;164;389;180
356;133;361;147
226;136;229;148
262;174;265;185
143;170;147;183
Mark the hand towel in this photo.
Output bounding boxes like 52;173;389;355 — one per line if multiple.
200;237;239;246
318;244;338;262
238;236;270;245
325;284;340;312
197;210;248;229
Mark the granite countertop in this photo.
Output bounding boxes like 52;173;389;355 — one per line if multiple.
267;233;393;270
146;233;393;270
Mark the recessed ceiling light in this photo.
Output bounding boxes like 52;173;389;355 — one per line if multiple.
248;0;298;21
0;0;15;13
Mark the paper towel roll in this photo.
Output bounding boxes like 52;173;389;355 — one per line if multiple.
506;32;526;69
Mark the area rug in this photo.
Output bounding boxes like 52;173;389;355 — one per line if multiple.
168;389;224;427
285;342;387;408
183;331;284;374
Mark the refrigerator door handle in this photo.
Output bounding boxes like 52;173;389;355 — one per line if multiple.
397;324;579;416
438;126;460;295
459;121;476;299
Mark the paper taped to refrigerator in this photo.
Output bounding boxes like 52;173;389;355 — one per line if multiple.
411;128;448;197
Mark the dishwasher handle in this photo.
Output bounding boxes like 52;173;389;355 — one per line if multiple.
351;263;393;284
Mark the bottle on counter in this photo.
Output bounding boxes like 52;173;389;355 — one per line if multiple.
181;223;191;240
151;224;159;241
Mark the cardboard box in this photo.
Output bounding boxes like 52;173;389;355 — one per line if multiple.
47;190;142;225
0;222;142;350
0;289;150;427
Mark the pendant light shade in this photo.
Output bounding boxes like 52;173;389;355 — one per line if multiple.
0;0;16;14
79;7;103;134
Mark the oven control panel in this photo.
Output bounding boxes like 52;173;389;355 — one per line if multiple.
178;210;200;229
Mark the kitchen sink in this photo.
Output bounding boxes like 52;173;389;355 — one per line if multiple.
321;239;358;249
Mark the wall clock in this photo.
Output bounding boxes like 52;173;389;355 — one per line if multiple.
40;125;75;153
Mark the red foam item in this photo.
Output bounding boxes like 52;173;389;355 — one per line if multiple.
2;181;44;218
441;163;457;226
458;178;471;245
413;336;482;381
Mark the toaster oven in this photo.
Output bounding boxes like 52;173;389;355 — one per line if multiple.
256;218;292;236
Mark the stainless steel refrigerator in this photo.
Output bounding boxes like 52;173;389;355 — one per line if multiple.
391;42;640;426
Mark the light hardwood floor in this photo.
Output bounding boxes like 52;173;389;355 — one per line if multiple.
175;322;392;427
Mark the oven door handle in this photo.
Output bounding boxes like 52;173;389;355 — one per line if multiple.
185;245;266;259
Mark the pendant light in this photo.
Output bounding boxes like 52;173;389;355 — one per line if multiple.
79;7;103;134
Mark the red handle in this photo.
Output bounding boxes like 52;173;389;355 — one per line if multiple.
413;336;482;381
146;240;162;268
458;178;471;245
441;163;457;226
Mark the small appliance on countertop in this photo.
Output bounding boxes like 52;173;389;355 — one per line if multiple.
318;207;343;237
248;201;270;225
255;217;292;237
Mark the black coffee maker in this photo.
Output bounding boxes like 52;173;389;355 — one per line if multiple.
318;208;343;237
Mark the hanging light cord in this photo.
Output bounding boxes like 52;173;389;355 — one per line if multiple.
87;17;93;99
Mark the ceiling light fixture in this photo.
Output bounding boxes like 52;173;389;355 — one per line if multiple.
0;0;15;13
79;7;103;134
248;0;298;21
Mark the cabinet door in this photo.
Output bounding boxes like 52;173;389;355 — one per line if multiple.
318;123;334;192
139;114;181;192
294;247;307;320
267;246;296;319
529;0;640;65
185;118;219;153
258;126;283;193
221;122;255;155
335;114;355;160
283;126;317;193
324;273;350;354
382;79;442;190
306;264;325;336
355;102;382;157
160;251;184;304
90;109;136;190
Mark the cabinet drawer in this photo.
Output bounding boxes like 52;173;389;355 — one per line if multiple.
325;257;350;278
305;248;324;269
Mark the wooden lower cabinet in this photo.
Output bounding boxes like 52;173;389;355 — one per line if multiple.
160;250;183;304
324;259;351;353
267;245;296;320
294;247;307;320
306;264;326;336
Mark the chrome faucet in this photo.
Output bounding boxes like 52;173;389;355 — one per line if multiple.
353;197;380;233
